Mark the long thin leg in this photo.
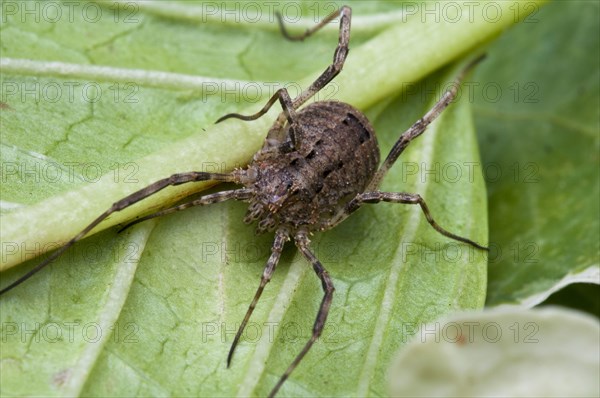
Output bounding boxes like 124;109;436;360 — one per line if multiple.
268;231;335;398
366;54;486;191
120;188;253;232
215;6;352;150
335;191;487;250
0;171;235;296
215;88;296;126
215;88;300;150
276;6;345;42
227;228;288;366
286;6;351;109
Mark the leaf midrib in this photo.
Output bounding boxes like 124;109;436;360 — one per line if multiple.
66;221;156;396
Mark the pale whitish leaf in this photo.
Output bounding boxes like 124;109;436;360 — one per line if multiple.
388;307;600;397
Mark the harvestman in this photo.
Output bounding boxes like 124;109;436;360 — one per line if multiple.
1;6;487;397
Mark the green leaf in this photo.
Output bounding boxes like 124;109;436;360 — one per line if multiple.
388;307;600;397
541;283;600;318
1;1;540;396
472;0;600;308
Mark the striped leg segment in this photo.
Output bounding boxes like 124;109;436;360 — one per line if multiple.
347;191;488;250
268;231;335;398
120;188;253;231
0;171;236;296
227;228;289;366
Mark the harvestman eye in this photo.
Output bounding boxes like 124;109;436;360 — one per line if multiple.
1;5;487;397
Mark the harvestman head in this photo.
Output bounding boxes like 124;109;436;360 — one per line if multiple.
1;6;487;397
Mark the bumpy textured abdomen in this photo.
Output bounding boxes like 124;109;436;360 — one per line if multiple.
291;101;379;211
247;101;380;232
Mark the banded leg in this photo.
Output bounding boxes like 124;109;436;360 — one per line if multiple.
268;231;335;398
366;54;486;191
120;188;253;231
227;228;289;366
216;88;300;150
0;171;235;296
271;6;351;147
333;191;487;250
215;6;352;150
277;5;346;42
215;88;296;126
282;6;352;109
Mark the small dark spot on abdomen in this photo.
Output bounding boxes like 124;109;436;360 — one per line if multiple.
343;112;371;144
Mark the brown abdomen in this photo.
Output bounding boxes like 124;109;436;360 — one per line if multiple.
285;101;379;223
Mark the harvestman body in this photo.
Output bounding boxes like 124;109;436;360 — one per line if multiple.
1;6;487;397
